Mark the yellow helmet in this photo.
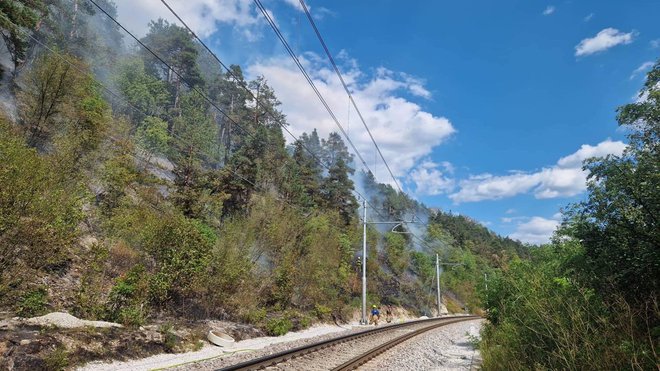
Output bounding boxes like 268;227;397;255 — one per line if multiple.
372;305;377;308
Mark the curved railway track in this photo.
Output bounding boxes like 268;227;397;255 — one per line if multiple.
219;315;480;371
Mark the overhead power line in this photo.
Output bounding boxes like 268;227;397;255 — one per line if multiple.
298;0;434;231
88;0;423;229
298;0;403;195
68;0;388;224
254;0;437;240
252;0;373;175
155;0;392;220
94;0;368;214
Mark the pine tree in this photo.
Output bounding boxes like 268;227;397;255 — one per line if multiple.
321;158;358;225
321;132;353;169
139;19;203;117
292;139;322;207
0;0;45;78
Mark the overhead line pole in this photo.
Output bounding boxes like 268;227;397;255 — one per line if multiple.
436;254;442;317
434;257;465;317
252;0;431;238
361;199;367;325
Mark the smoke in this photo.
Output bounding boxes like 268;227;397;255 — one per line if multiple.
0;42;18;122
352;169;442;254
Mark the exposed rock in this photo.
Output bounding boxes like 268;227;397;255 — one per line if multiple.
206;320;265;341
80;235;99;249
22;312;122;329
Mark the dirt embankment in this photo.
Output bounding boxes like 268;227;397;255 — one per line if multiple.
0;313;265;370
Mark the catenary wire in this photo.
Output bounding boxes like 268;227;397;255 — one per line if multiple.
298;0;436;230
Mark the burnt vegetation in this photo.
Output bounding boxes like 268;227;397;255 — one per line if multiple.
0;1;657;370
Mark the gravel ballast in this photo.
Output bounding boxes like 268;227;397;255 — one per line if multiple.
359;319;483;370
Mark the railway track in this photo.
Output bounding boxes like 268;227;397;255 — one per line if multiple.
219;315;480;371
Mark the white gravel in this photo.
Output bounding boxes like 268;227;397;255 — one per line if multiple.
22;312;122;329
77;324;349;371
360;319;483;371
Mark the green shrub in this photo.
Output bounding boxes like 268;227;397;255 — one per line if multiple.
107;265;148;326
285;310;312;330
313;304;332;319
117;306;145;327
479;245;657;370
0;118;82;277
242;308;267;324
160;323;177;352
17;287;48;317
266;317;292;336
44;345;69;371
299;315;312;329
75;244;109;320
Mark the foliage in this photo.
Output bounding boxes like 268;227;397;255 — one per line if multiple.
0;0;45;76
136;116;170;161
115;57;171;119
266;316;293;336
18;53;107;151
160;323;177;352
0;117;81;279
480;62;660;370
479;244;657;370
560;60;659;306
320;158;358;225
17;287;48;317
384;232;409;275
74;243;109;320
107;264;148;326
44;344;69;371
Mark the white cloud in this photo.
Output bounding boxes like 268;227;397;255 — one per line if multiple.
510;216;559;245
501;216;526;223
313;6;337;20
555;140;627;168
631;61;655;80
449;139;626;203
651;39;660;49
408;160;455;196
282;0;304;11
247;54;455;185
543;6;555;15
114;0;263;38
575;28;636;57
584;13;594;22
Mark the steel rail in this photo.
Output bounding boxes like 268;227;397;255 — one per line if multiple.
218;315;479;371
332;316;478;371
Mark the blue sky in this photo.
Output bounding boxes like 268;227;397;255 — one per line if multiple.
115;0;659;244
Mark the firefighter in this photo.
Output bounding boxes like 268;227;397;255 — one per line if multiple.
369;305;380;326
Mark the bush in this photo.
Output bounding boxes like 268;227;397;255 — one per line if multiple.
44;345;69;371
74;244;109;320
106;265;148;326
479;245;657;370
266;317;293;336
241;308;267;325
0;118;82;278
313;304;332;319
160;323;177;352
17;287;48;317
